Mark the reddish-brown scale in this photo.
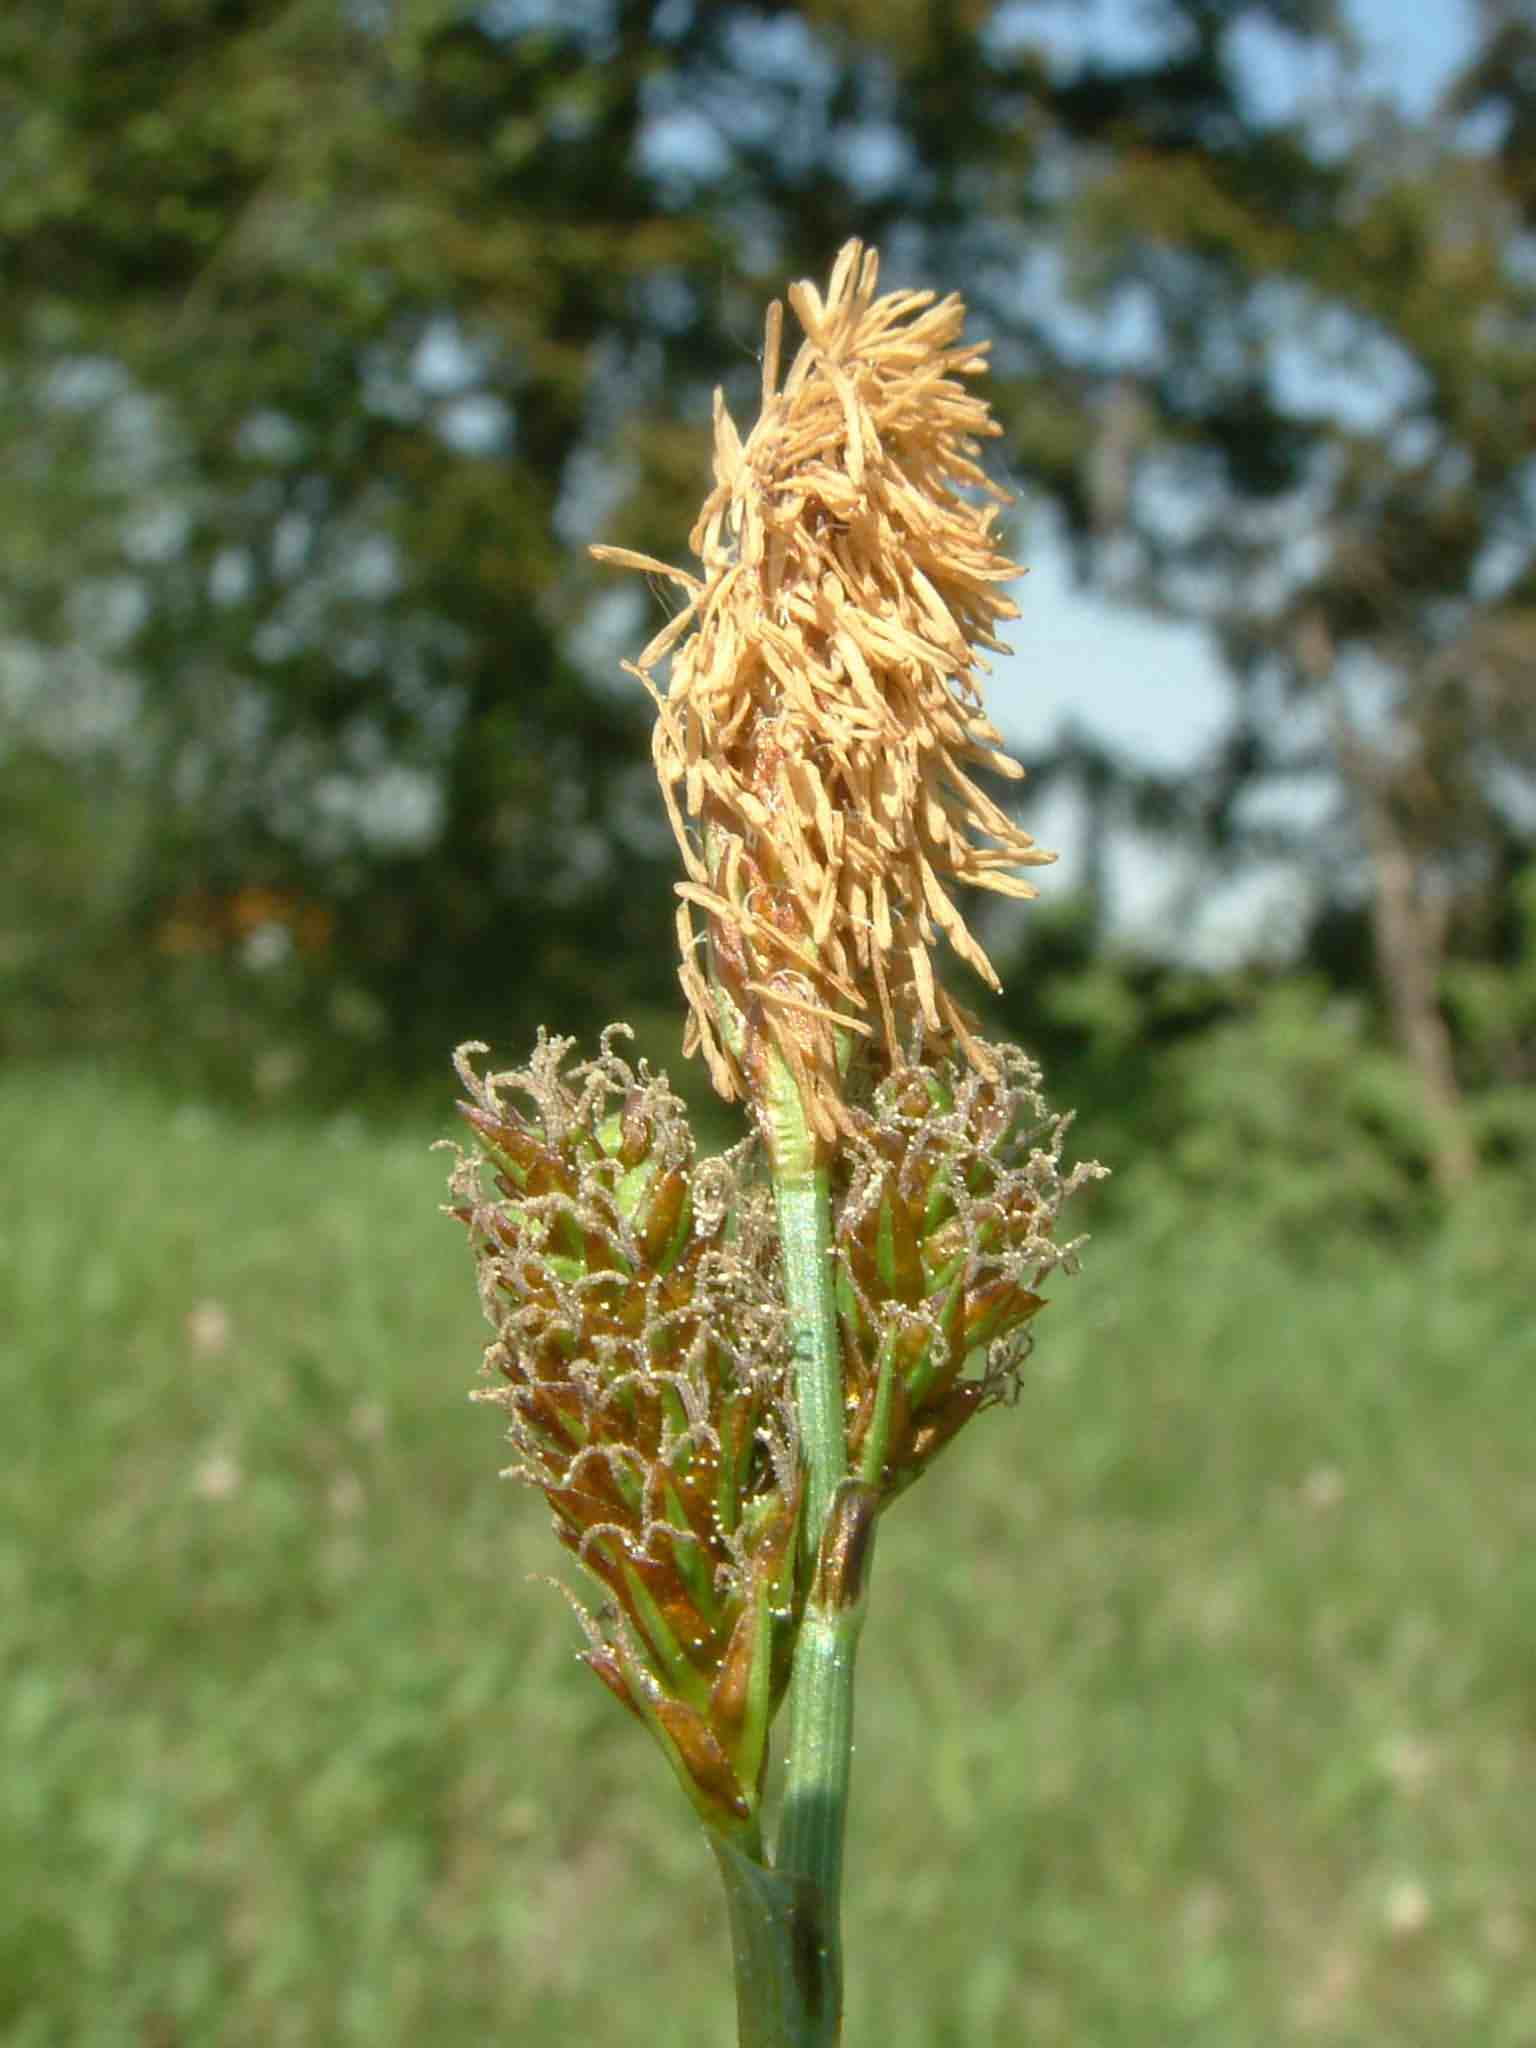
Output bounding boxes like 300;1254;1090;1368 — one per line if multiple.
962;1278;1044;1354
905;1384;988;1471
583;1649;645;1722
619;1090;654;1167
651;1699;752;1822
634;1168;690;1267
455;1102;550;1184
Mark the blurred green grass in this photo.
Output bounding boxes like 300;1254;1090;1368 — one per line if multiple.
3;1066;1532;2045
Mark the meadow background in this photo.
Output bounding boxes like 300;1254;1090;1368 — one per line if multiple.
4;2;1534;2042
5;1064;1532;2045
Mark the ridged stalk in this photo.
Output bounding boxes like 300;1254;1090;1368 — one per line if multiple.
742;1048;876;2046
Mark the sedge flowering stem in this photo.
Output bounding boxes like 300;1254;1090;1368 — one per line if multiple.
539;236;1105;2048
759;1045;868;2044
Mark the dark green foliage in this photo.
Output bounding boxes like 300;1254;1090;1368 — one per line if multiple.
1445;861;1536;1162
992;892;1536;1237
1125;979;1445;1240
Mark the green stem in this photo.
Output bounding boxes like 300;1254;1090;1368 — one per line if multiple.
764;1054;845;1543
757;1049;876;2047
775;1579;866;1952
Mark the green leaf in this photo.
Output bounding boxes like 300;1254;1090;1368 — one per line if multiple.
710;1836;839;2048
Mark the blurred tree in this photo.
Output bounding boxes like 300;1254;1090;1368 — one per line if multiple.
3;0;735;1083
1051;6;1536;1188
31;0;1534;1151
